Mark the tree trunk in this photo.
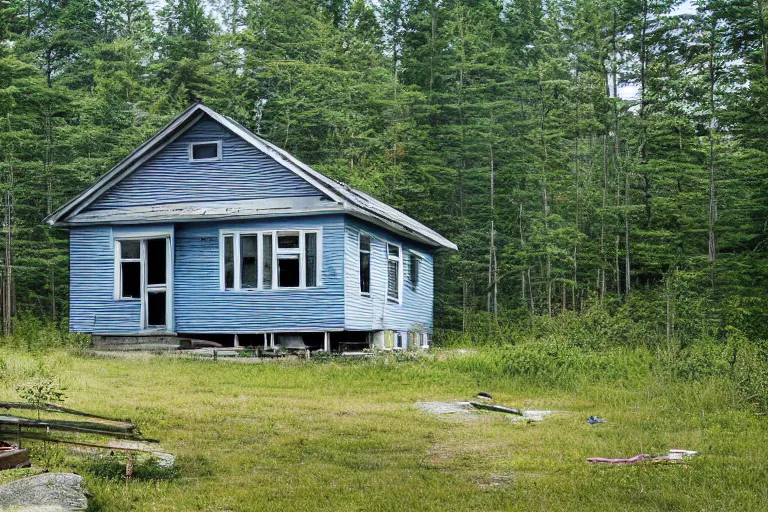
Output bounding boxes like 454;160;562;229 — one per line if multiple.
707;19;717;287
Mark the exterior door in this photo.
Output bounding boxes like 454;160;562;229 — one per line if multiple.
144;237;170;330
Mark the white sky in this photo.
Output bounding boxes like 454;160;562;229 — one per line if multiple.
619;0;696;100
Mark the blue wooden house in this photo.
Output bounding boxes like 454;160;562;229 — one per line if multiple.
46;104;457;352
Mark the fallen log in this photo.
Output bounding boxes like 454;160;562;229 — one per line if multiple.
0;402;132;426
0;429;159;447
0;415;139;438
469;402;523;415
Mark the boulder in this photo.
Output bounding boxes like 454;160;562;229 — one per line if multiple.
0;473;87;511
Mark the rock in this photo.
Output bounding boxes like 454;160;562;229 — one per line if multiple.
106;440;176;468
0;472;88;511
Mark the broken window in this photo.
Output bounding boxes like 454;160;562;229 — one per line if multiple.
223;235;234;290
145;238;168;327
118;240;141;299
409;253;419;288
115;236;169;329
146;238;167;286
277;233;300;249
276;231;301;288
394;332;405;349
387;244;401;301
147;291;166;326
278;256;300;287
240;235;258;289
190;141;221;161
359;234;370;295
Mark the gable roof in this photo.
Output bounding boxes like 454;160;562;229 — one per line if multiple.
46;104;457;251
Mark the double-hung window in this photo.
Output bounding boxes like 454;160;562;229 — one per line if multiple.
221;229;321;291
387;243;402;302
359;234;370;295
117;240;141;299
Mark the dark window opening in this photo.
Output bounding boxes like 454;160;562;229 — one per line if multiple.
262;234;273;289
277;233;299;249
146;238;166;286
121;262;141;298
241;235;258;288
278;257;300;287
409;254;419;287
305;232;317;287
360;253;370;294
359;235;370;294
147;292;166;326
359;235;370;252
224;235;234;289
191;142;219;160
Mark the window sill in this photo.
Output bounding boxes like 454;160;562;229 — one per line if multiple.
360;292;370;298
220;286;323;293
115;297;141;302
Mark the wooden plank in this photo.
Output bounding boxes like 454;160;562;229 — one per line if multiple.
469;402;523;416
0;403;133;427
0;415;138;438
0;448;30;470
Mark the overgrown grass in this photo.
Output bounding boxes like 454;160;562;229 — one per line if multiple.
0;347;766;511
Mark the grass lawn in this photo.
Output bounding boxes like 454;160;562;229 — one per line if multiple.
1;349;766;511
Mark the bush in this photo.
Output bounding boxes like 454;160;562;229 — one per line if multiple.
0;316;89;352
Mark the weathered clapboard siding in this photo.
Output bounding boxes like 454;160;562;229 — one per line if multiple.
343;217;434;334
174;215;345;333
70;226;141;334
88;118;323;211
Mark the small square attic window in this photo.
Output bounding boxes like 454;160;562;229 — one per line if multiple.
190;141;221;161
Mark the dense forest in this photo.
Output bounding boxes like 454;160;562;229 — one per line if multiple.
0;0;767;345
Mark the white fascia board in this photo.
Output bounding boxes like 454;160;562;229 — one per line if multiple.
344;206;458;251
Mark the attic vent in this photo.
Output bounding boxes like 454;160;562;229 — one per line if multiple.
190;141;221;161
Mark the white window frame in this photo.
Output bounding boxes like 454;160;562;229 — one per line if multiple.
359;232;371;296
219;228;322;291
115;239;142;301
394;332;405;350
189;140;222;162
419;332;430;348
113;232;173;331
386;242;403;304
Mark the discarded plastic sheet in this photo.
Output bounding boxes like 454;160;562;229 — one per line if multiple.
588;454;652;464
509;410;553;422
415;401;474;416
415;402;556;423
587;416;606;424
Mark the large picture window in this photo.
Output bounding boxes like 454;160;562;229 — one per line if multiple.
221;229;321;291
387;243;401;302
